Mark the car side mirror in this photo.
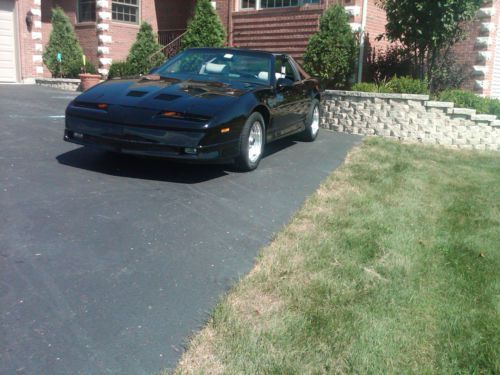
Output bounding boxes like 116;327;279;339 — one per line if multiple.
276;77;294;91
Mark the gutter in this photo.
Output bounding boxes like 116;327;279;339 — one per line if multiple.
357;0;368;83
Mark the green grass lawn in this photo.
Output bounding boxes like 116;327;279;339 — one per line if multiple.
170;138;499;374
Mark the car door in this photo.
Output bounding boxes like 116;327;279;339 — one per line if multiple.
270;56;306;138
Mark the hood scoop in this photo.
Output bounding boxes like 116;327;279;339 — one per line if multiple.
155;93;181;102
127;90;148;97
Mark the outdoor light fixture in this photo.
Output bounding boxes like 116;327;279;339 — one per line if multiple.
25;11;33;32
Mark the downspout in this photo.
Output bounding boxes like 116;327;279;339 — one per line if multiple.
228;0;233;46
357;0;368;83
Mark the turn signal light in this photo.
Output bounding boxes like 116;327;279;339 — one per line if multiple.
97;103;108;109
220;128;230;134
162;111;182;118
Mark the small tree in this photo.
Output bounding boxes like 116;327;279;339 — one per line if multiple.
126;22;164;75
181;0;226;50
303;5;357;88
378;0;482;86
43;7;84;78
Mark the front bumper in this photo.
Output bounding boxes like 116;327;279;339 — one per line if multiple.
64;115;240;161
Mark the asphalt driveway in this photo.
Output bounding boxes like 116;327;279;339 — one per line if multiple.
0;85;361;375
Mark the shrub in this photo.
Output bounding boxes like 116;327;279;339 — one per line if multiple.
366;46;414;83
430;53;471;93
438;89;500;117
386;76;429;95
303;5;357;89
352;82;382;93
108;61;136;79
352;76;428;94
181;0;226;49
43;7;84;78
126;22;164;75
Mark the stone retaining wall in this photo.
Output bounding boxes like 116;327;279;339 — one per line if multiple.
35;78;81;92
321;90;500;151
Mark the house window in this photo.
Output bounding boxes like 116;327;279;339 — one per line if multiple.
240;0;319;10
78;0;96;23
241;0;256;8
112;0;140;23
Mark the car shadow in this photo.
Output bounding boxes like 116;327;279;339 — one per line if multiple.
56;137;299;183
56;148;229;184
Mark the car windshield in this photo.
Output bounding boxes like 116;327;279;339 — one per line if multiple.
155;49;273;86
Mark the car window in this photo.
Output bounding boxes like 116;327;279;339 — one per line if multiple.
275;57;299;82
156;50;272;85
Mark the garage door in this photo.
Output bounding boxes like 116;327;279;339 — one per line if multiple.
0;0;17;82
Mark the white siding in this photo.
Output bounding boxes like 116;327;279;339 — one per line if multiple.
0;0;17;82
491;22;500;98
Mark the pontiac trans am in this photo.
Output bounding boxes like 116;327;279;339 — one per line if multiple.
64;48;321;171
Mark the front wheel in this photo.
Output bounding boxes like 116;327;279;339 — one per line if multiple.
300;99;320;142
234;112;265;172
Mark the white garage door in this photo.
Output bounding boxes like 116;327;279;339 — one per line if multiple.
0;0;17;82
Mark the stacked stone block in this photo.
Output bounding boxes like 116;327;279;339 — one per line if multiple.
321;90;500;151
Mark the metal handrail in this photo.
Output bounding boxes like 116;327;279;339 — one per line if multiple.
149;31;187;62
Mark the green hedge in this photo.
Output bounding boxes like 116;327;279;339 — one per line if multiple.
352;82;392;93
108;61;136;79
437;89;500;117
352;76;429;95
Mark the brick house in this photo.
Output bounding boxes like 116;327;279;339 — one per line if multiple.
1;0;500;97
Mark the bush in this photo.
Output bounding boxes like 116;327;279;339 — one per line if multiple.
108;61;136;79
438;89;500;117
430;53;471;93
352;82;379;92
126;22;164;75
181;0;226;49
303;5;357;89
43;7;85;78
352;76;428;94
366;46;414;83
386;76;429;95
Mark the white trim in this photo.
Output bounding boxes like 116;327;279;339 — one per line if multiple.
99;57;112;65
99;34;112;43
96;0;109;8
345;5;360;17
98;11;111;20
98;46;109;54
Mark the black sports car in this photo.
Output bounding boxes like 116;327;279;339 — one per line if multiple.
64;48;321;171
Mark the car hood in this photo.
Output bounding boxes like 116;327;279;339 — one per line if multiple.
75;76;257;117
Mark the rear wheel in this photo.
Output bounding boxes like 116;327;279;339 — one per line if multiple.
301;99;320;142
235;112;265;172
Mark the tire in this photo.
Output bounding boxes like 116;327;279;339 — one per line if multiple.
300;99;320;142
234;112;265;172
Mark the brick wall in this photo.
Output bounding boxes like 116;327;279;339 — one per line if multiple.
17;0;44;81
41;0;99;75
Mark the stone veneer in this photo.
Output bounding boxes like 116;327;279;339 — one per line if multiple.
321;90;500;151
96;0;112;76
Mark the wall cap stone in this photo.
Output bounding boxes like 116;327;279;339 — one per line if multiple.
324;90;430;100
425;101;454;108
36;78;81;83
471;114;497;121
453;108;477;116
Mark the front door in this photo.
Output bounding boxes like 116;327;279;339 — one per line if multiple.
0;0;17;82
